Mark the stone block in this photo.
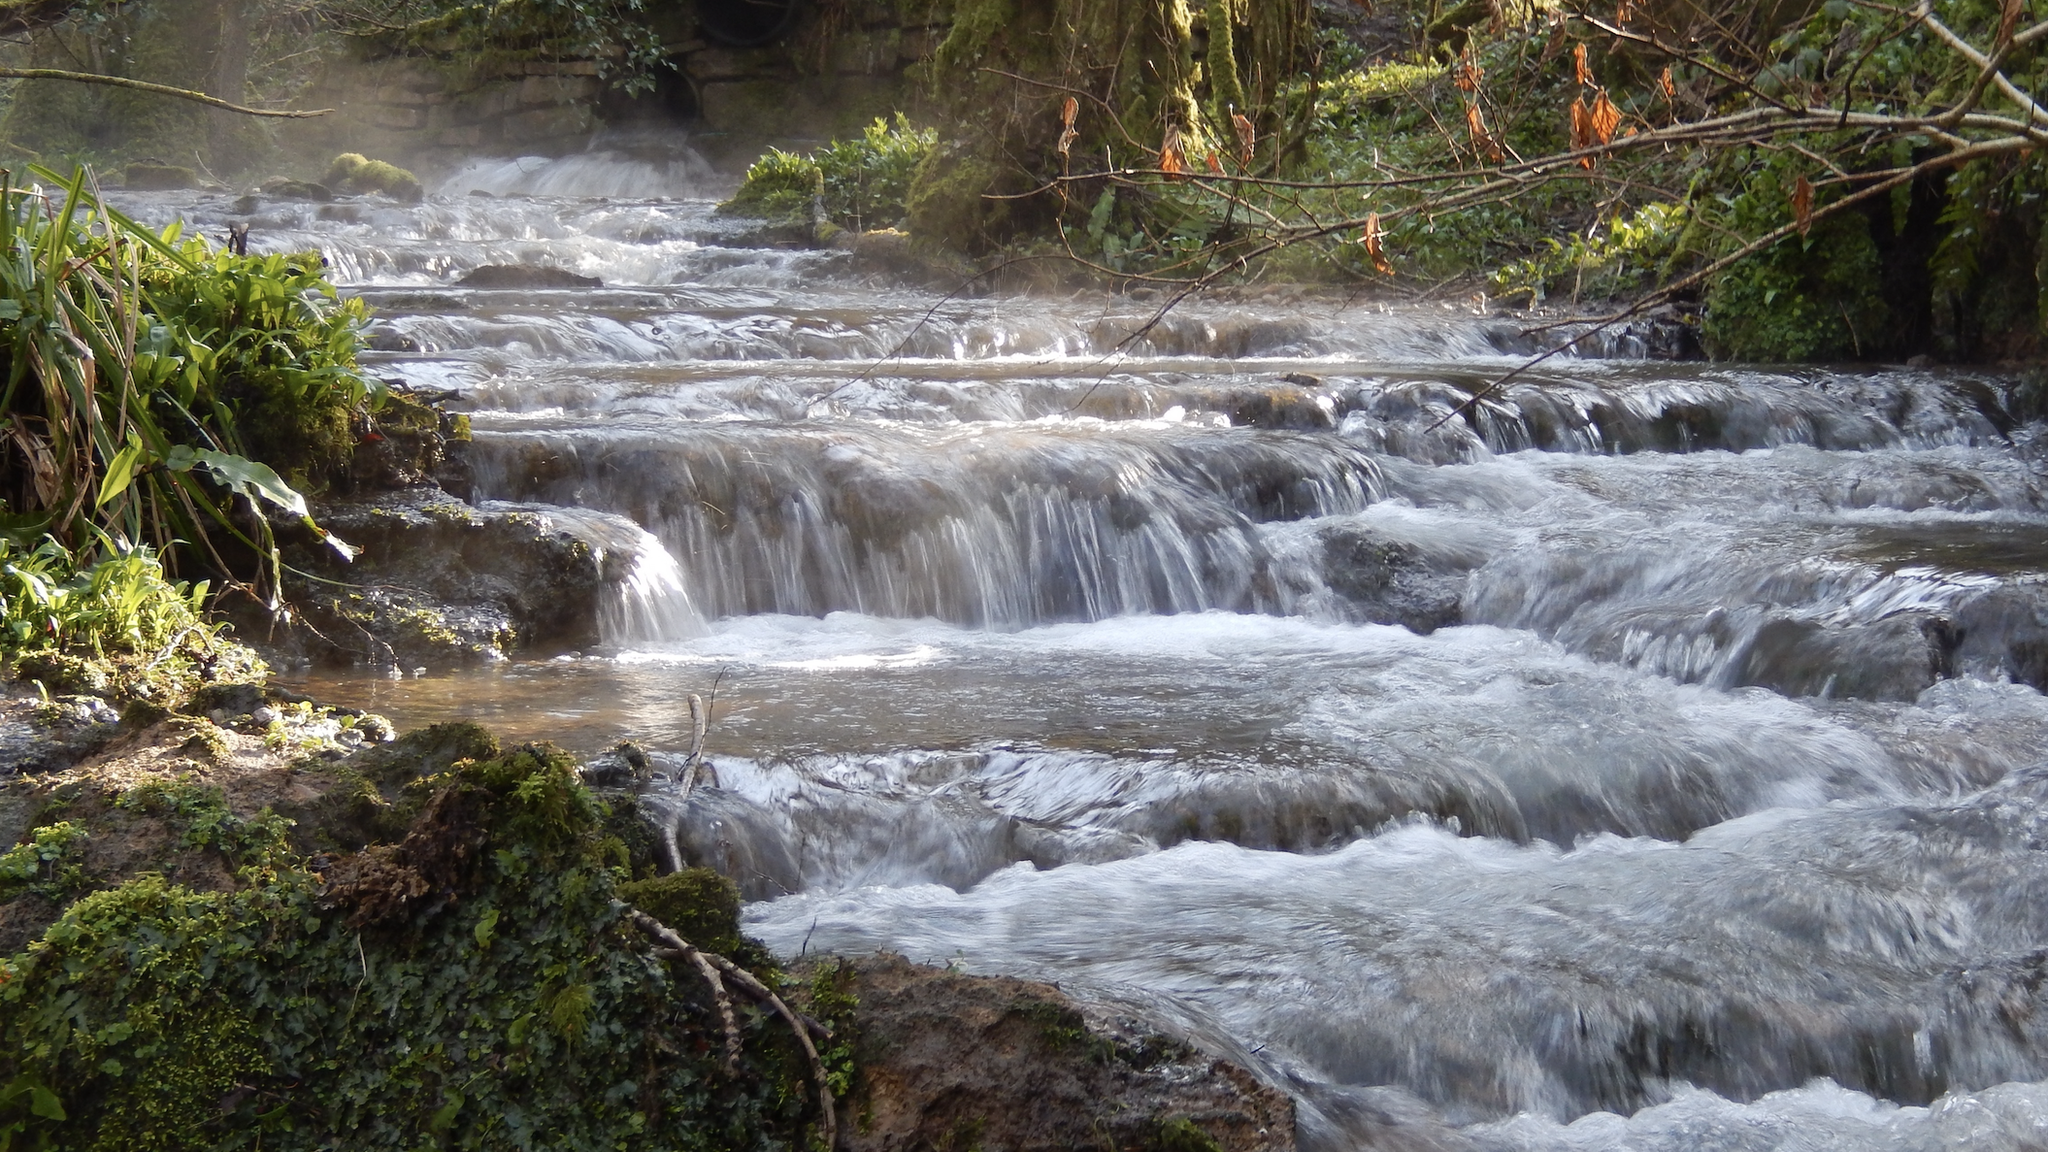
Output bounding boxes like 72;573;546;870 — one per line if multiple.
520;74;598;105
370;104;423;130
685;47;777;81
434;125;483;148
503;104;593;142
831;30;901;75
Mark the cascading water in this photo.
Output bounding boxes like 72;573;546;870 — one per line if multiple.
115;150;2048;1150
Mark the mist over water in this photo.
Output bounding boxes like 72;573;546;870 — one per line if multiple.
122;149;2048;1150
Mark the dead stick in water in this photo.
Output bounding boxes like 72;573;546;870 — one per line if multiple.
679;693;707;797
0;68;331;116
632;910;839;1148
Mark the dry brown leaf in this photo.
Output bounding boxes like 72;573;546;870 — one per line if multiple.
1363;212;1393;275
1659;66;1676;102
1455;47;1483;93
1616;0;1634;22
1159;124;1185;178
1589;90;1621;145
1232;111;1256;167
1570;97;1594;166
1999;0;2024;49
1466;103;1502;162
1791;174;1814;237
1061;95;1078;129
1205;152;1225;175
1574;43;1594;87
7;419;58;509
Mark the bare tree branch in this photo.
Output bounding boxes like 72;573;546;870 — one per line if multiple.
0;67;330;117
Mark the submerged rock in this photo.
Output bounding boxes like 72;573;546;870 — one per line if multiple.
456;264;603;288
257;177;335;202
1318;524;1472;633
122;162;196;190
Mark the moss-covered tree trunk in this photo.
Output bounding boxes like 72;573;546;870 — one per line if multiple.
906;0;1311;252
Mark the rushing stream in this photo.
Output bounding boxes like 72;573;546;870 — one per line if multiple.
117;148;2048;1149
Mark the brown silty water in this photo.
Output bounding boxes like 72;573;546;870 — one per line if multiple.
116;147;2048;1150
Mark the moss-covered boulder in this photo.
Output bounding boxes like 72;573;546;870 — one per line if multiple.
323;153;424;202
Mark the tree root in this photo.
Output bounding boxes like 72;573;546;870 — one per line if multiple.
631;909;839;1150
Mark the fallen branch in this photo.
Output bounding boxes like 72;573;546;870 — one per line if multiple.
0;68;330;118
631;909;839;1150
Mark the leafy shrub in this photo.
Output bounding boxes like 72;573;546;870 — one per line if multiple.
723;116;938;232
1492;201;1693;304
1702;152;1887;362
0;822;88;901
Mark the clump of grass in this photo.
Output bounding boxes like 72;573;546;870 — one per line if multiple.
0;533;255;702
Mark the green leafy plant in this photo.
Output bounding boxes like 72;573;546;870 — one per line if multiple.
723;116;939;232
0;821;88;901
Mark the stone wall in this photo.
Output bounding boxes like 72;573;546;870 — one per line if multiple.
294;57;608;171
294;0;949;175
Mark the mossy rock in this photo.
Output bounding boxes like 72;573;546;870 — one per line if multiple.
13;653;111;696
346;720;500;787
618;868;744;956
324;153;424;203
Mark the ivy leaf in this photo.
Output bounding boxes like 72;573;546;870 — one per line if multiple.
428;1090;464;1133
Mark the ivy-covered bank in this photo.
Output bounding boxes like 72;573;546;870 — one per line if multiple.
0;718;839;1151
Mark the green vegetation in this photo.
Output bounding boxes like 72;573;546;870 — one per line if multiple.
0;821;88;902
0;167;374;629
0;534;254;704
0;742;832;1151
722;115;938;234
907;0;2048;364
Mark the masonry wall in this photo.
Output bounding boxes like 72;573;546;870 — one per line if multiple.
295;0;950;175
